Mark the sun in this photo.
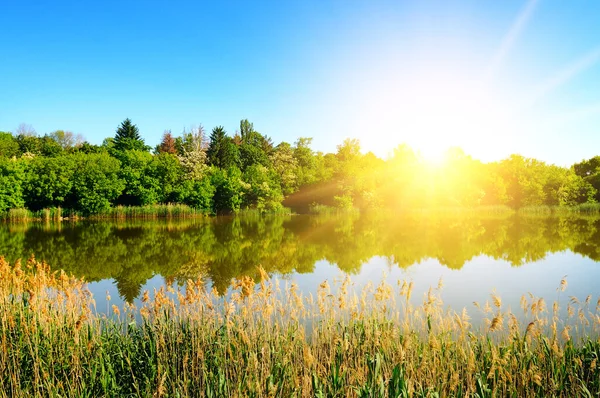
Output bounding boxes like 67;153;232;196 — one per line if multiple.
350;45;520;163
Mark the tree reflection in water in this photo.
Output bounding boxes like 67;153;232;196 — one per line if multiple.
1;212;599;302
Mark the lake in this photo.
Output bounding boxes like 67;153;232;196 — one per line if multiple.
1;212;599;322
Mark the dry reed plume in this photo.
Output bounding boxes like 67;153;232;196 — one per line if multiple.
0;256;599;397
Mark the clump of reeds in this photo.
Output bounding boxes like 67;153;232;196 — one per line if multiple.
519;203;600;217
4;208;31;222
0;257;599;397
90;204;209;219
78;204;210;220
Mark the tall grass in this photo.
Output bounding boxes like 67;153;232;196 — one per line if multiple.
91;204;209;219
518;203;600;216
1;207;74;222
0;257;599;397
0;204;209;222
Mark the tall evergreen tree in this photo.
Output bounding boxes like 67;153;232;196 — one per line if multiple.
207;126;240;170
207;126;227;166
113;118;148;152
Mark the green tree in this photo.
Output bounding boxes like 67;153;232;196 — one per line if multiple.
113;118;149;152
207;126;240;169
270;142;298;195
573;156;600;202
211;167;244;213
116;150;160;206
573;156;600;177
0;132;19;158
68;153;125;215
16;134;42;155
49;130;83;150
0;158;26;212
152;153;185;203
23;156;75;210
178;176;215;211
497;155;547;207
39;135;65;157
76;142;105;154
242;164;284;211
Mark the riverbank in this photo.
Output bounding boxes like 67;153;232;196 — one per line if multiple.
3;203;600;223
309;203;600;217
1;257;598;397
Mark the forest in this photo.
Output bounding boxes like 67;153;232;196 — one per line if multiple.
1;118;600;216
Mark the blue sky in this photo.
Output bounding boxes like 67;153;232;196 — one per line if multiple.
1;0;599;165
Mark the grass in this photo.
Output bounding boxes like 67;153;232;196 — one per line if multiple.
518;204;600;217
0;204;209;222
91;204;210;219
1;257;599;397
1;204;297;222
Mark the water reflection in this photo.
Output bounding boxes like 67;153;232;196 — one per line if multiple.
1;213;599;302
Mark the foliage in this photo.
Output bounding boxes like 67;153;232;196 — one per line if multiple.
23;156;75;210
68;153;125;215
1;117;600;216
207;126;240;169
0;158;25;213
242;164;284;211
116;150;161;206
113;118;149;152
0;132;19;158
211;167;244;214
156;130;177;154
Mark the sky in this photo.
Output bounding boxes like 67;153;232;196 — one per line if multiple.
1;0;600;166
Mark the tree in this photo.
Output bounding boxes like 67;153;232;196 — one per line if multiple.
497;155;547;207
293;137;317;186
113;118;149;152
23;156;75;210
0;132;19;158
178;125;209;180
240;119;254;142
573;156;600;177
157;130;177;154
39;135;64;157
207;126;240;169
68;153;125;215
178;176;215;212
76;142;105;154
211;167;244;213
15;123;36;137
207;126;227;166
242;164;284;211
270;142;298;195
152;153;185;203
49;130;84;150
0;158;26;212
116;150;160;206
16;134;42;155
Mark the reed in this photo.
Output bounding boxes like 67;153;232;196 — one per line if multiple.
90;204;209;219
0;257;599;397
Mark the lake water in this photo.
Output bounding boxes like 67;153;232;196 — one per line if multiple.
1;213;599;321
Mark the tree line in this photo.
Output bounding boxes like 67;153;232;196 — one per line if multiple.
1;118;599;215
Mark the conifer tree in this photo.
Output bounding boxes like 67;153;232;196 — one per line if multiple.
113;118;148;152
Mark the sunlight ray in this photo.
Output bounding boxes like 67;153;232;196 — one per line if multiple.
517;46;600;111
542;101;600;127
483;0;540;83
